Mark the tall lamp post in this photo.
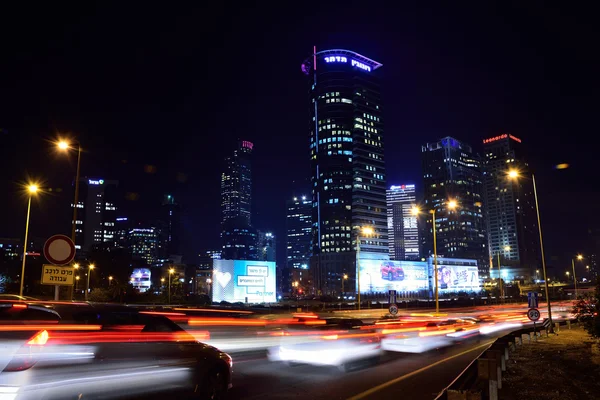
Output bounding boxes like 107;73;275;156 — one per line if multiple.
57;139;82;301
85;264;95;301
508;169;554;332
411;199;457;314
570;254;583;298
168;268;175;305
341;274;348;296
206;278;212;302
20;184;39;297
497;246;510;304
356;226;374;311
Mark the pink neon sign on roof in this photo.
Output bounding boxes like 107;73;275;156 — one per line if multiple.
241;140;254;150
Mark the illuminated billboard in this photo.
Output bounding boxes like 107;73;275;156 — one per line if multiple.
130;268;151;293
433;261;479;292
358;259;429;294
212;260;276;303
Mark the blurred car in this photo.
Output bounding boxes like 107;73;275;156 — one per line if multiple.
0;302;232;400
267;318;381;371
0;295;38;301
380;261;404;281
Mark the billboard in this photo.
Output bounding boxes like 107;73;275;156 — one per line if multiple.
358;259;429;294
434;262;479;292
213;260;276;303
130;268;151;293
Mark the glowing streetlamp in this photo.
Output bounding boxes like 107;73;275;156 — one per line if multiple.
411;199;458;314
341;274;348;295
508;169;554;332
496;245;510;303
108;276;113;286
19;184;39;297
356;226;374;310
168;268;175;304
85;264;95;301
570;254;585;298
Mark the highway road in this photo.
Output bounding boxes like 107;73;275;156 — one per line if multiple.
227;336;495;400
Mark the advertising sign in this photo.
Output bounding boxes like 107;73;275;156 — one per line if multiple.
130;268;151;293
41;264;75;286
434;262;479;292
358;259;429;294
213;260;276;303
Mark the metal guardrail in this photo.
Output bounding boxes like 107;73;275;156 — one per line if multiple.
435;318;575;400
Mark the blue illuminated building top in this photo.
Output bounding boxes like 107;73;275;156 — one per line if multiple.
301;49;383;75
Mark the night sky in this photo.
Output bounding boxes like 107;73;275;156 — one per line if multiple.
1;2;598;276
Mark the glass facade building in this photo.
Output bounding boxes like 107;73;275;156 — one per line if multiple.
302;49;387;294
483;134;538;278
129;227;159;266
221;140;257;260
72;177;119;254
387;184;419;260
421;137;487;275
285;196;312;294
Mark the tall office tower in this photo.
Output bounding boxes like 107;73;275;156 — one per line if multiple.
221;140;257;260
483;134;538;278
285;195;312;294
128;227;159;266
158;194;181;258
301;49;387;294
257;231;276;262
221;140;253;226
72;177;119;253
421;137;487;274
387;184;419;261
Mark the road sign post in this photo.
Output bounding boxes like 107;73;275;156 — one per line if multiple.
527;308;540;322
527;292;539;309
43;235;76;300
388;289;397;304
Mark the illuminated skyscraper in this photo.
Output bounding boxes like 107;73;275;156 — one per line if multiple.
158;194;181;258
421;137;487;274
387;184;419;260
129;227;159;266
72;177;119;254
221;140;257;260
301;49;387;294
221;140;253;226
483;134;538;277
285;195;312;294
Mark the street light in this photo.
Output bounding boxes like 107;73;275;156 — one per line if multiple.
356;226;374;311
412;199;458;314
571;255;584;298
496;245;510;304
57;139;83;301
206;278;213;300
341;274;348;295
508;169;554;332
168;268;175;304
108;276;113;286
56;139;83;242
19;184;39;297
75;276;80;294
85;264;95;301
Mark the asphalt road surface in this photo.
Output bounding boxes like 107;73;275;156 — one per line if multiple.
227;337;495;400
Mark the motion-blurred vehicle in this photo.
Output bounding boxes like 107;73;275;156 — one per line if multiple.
0;295;38;301
267;317;381;371
0;302;232;400
380;261;404;281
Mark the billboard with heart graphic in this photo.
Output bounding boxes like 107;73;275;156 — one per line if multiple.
212;259;276;303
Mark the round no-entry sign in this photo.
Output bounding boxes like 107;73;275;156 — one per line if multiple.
389;304;399;316
44;235;76;265
527;308;540;322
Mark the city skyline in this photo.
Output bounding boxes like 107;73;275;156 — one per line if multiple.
0;3;597;277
